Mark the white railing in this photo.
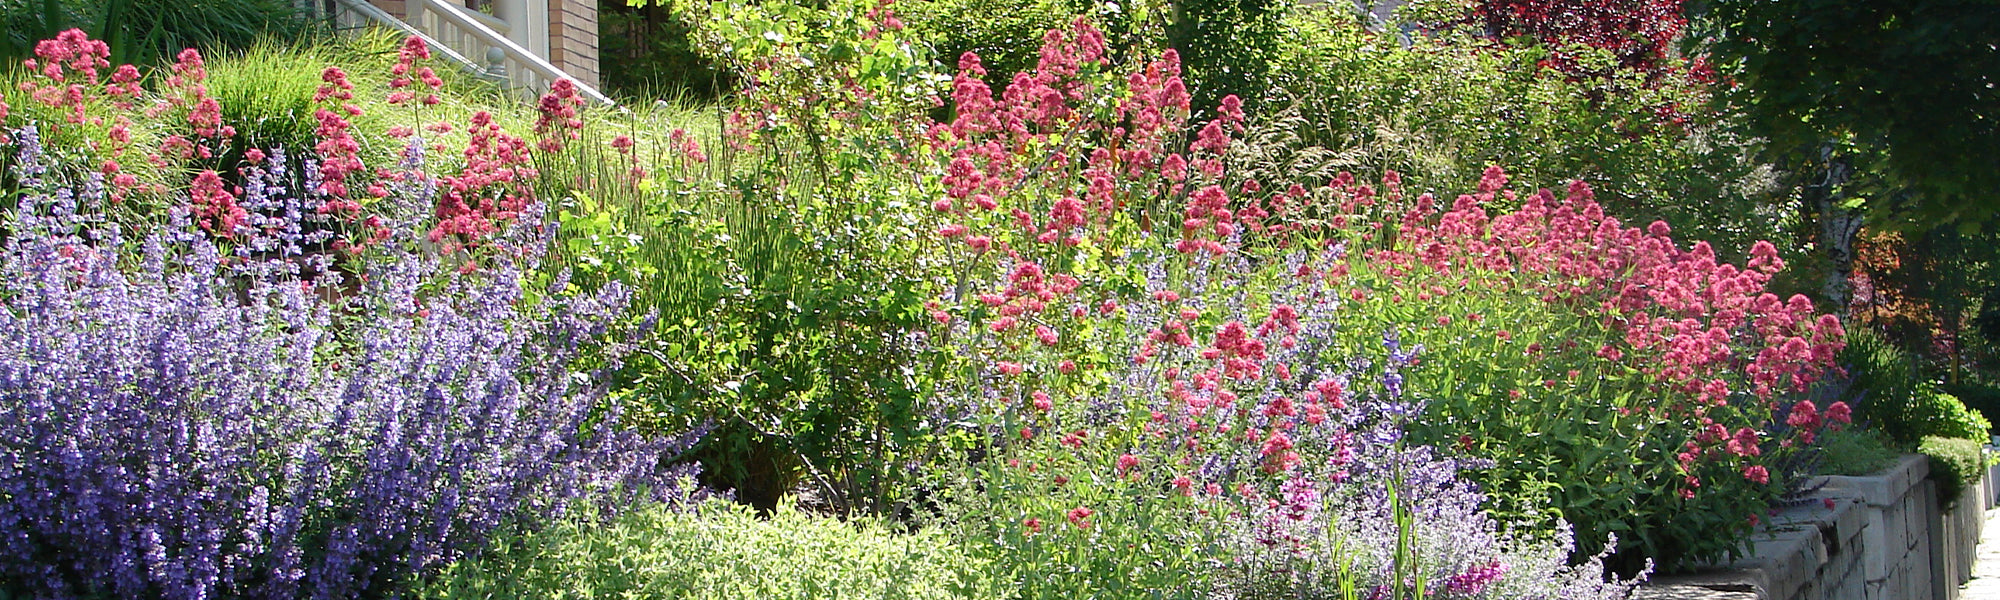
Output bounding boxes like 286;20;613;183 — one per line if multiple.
309;0;615;106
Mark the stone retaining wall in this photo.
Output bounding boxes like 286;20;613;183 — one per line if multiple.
1637;453;1995;600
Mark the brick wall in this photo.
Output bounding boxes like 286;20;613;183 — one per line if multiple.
547;0;600;88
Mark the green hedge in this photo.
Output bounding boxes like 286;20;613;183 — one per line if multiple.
1941;378;2000;430
1918;436;1988;507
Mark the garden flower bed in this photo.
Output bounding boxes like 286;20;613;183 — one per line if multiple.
0;1;1991;598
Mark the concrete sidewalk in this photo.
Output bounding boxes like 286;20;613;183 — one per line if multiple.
1964;509;2000;598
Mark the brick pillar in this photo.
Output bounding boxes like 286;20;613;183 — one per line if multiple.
546;0;600;89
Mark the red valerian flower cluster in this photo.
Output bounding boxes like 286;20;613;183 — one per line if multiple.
13;29;149;200
1386;171;1845;404
312;65;365;213
1367;167;1847;495
188;169;246;237
534;79;585;153
387;36;444;107
428;110;535;252
20;29;112;125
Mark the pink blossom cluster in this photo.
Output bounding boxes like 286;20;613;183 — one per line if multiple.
145;49;238;166
920;21;1334;538
1379;168;1844;404
1331;166;1849;494
922;19;1844;557
311;65;366;212
19;29;111;125
188;169;246;237
920;18;1249;288
3;31;570;260
861;0;904;38
534;79;585;153
428;110;535;252
9;29;151;200
387;36;444;107
668;128;707;163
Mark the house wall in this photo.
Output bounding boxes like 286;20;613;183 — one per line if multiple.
547;0;600;88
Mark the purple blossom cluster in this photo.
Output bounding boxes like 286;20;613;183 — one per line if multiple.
0;127;696;599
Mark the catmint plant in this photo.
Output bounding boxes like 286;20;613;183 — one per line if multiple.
0;127;697;600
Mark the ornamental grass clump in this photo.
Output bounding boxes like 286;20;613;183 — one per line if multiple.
0;119;693;599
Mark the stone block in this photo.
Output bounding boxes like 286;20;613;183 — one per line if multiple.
1636;572;1762;600
1816;454;1930;508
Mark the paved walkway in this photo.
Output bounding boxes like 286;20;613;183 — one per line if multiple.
1965;509;2000;598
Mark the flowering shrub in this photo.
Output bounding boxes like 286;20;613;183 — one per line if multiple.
564;0;955;513
895;15;1849;577
1322;167;1848;569
933;250;1641;598
904;20;1637;597
0;16;1871;595
695;0;941;158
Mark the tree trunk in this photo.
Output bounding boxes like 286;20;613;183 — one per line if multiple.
1808;143;1861;312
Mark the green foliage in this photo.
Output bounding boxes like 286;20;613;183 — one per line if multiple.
897;0;1085;84
1841;328;1926;420
1688;0;2000;230
202;35;491;171
420;500;1006;599
1918;436;1987;507
1260;6;1791;262
1812;427;1902;477
1842;330;1992;445
1941;378;2000;431
599;0;734;100
0;0;319;67
1166;0;1288;113
543;123;936;514
903;0;1290;113
934;451;1223;600
1917;392;1990;442
552;0;952;513
204;42;325;154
